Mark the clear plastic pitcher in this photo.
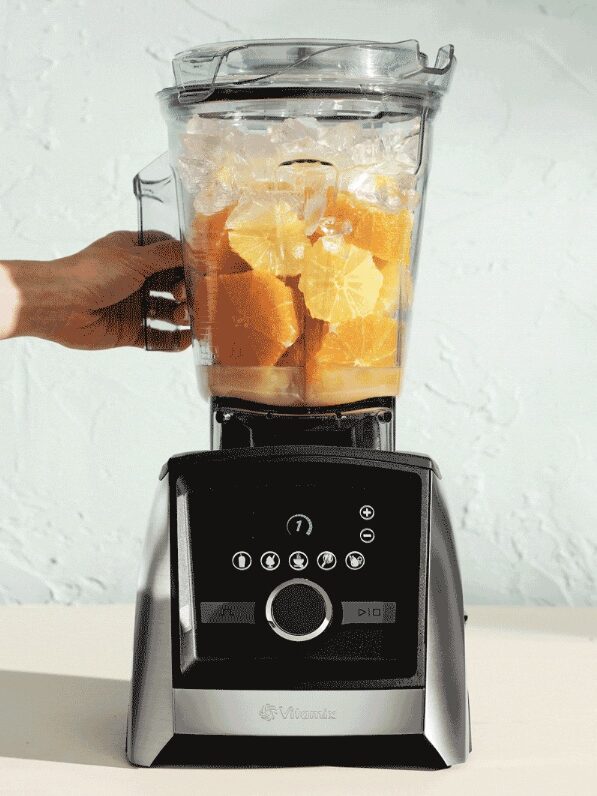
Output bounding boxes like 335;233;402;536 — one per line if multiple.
138;39;455;407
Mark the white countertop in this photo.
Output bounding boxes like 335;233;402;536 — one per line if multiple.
0;605;595;795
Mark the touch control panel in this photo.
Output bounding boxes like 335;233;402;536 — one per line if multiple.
171;455;427;690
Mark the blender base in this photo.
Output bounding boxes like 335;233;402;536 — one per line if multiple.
126;445;470;769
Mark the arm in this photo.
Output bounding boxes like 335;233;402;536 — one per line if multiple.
0;232;189;350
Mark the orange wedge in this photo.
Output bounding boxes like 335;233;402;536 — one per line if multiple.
186;207;250;275
306;314;402;405
313;315;399;369
330;192;413;263
298;237;382;324
226;197;310;277
277;315;329;367
373;257;414;316
206;271;302;366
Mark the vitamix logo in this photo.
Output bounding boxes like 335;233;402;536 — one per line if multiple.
259;703;336;721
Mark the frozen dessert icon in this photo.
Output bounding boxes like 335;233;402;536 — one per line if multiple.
232;551;252;570
345;551;365;571
260;551;280;571
289;551;308;571
317;551;337;571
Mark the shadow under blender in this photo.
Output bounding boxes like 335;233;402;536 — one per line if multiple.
0;670;130;768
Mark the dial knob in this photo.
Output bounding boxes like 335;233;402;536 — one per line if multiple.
265;579;332;642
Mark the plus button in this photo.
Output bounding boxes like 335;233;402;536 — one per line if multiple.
359;505;375;521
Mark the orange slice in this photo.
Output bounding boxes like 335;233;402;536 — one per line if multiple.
373;257;414;316
226;197;310;277
298;237;382;324
186;207;249;275
313;315;399;369
206;271;302;366
277;315;329;367
330;192;413;263
306;314;402;405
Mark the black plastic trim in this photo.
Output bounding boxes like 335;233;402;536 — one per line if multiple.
153;732;448;769
160;445;441;480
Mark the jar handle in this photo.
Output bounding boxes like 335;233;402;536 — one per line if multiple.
133;153;188;351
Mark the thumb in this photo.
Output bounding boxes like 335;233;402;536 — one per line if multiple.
136;238;183;277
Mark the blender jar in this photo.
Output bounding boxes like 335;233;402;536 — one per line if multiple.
152;39;454;406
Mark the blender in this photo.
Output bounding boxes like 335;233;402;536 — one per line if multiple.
126;39;470;768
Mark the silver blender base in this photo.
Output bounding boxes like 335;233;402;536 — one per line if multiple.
127;400;470;768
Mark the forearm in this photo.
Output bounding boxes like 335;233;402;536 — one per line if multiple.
0;258;72;341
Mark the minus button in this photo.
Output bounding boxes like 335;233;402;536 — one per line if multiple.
359;528;375;543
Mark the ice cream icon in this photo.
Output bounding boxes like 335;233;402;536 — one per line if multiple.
260;551;280;571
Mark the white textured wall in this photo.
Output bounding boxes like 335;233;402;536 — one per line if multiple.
1;0;595;605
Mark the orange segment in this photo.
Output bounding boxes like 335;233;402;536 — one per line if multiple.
277;315;329;367
298;237;382;324
306;314;401;405
206;271;302;366
373;257;414;316
186;207;250;275
313;315;399;369
226;197;310;277
330;193;413;263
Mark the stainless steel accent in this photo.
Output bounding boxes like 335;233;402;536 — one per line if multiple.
422;472;470;765
176;492;197;671
200;601;255;624
341;601;396;624
265;578;332;642
126;477;175;767
174;687;424;736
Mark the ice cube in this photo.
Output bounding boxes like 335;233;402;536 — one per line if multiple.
350;136;386;167
192;179;237;215
319;121;363;152
177;156;210;192
229;131;282;186
382;120;421;173
303;190;328;236
225;193;302;230
269;117;338;164
275;160;337;235
320;234;345;253
317;216;352;237
341;167;420;211
270;117;321;145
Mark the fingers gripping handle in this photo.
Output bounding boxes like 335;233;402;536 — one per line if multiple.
134;153;189;351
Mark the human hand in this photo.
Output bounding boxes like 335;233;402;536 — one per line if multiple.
0;231;191;350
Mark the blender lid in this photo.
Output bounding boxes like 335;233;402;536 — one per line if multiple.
158;39;455;106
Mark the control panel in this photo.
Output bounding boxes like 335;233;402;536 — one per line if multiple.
170;452;428;690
